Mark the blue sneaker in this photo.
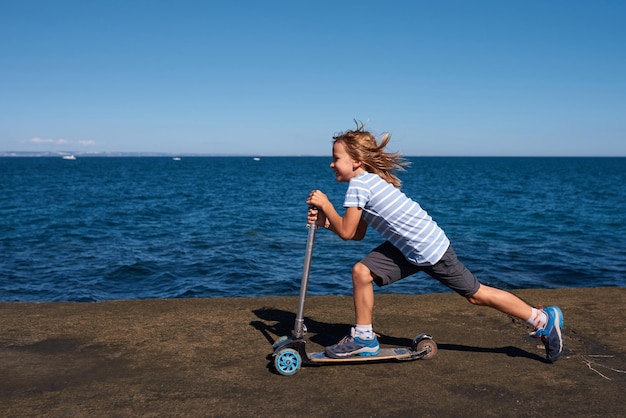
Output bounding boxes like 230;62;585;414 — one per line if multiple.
533;306;565;362
325;327;380;359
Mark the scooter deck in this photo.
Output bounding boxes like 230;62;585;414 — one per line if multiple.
308;347;416;363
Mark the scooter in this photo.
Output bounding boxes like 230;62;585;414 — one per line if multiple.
271;213;437;376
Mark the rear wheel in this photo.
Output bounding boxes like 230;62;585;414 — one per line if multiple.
412;336;437;360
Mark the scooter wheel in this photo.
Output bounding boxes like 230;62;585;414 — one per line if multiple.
274;348;302;376
415;339;437;360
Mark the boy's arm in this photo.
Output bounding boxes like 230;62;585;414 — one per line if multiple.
307;190;366;241
323;206;365;241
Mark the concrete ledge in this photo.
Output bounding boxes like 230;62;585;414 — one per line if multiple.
1;287;625;417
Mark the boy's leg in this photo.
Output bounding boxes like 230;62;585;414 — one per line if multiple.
429;246;565;362
325;242;423;358
350;241;421;326
352;262;375;325
325;242;414;359
467;284;532;320
324;262;380;359
426;246;532;319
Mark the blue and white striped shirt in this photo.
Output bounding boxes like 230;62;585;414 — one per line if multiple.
344;171;450;265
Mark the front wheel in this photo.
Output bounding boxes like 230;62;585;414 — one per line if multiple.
274;348;302;376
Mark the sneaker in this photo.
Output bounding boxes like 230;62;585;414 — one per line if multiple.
325;327;380;359
532;306;565;362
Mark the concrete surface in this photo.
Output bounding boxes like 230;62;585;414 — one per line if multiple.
1;287;625;417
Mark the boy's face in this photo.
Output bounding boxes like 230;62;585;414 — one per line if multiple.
330;141;361;182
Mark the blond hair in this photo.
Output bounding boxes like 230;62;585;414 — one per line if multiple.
333;121;409;188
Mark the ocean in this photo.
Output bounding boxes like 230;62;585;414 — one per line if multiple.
1;156;624;302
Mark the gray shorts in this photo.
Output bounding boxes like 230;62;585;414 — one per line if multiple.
360;241;481;297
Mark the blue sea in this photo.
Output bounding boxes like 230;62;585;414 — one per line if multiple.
1;156;625;302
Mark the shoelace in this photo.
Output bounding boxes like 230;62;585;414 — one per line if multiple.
336;334;354;346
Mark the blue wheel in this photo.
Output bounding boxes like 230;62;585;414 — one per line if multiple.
274;348;302;376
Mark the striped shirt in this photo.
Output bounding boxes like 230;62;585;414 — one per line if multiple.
344;171;450;265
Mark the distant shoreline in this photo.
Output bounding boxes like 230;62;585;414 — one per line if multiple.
2;153;625;158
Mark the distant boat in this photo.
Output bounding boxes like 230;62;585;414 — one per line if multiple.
253;157;261;161
62;155;76;160
173;157;181;161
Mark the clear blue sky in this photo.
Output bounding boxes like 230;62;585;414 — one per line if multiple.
1;0;625;156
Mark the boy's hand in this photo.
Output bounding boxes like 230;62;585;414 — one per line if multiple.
307;206;327;228
306;189;328;209
307;190;330;228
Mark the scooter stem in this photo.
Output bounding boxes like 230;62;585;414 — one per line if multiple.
293;219;317;338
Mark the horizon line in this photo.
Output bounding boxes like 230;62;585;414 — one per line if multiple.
1;151;625;158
